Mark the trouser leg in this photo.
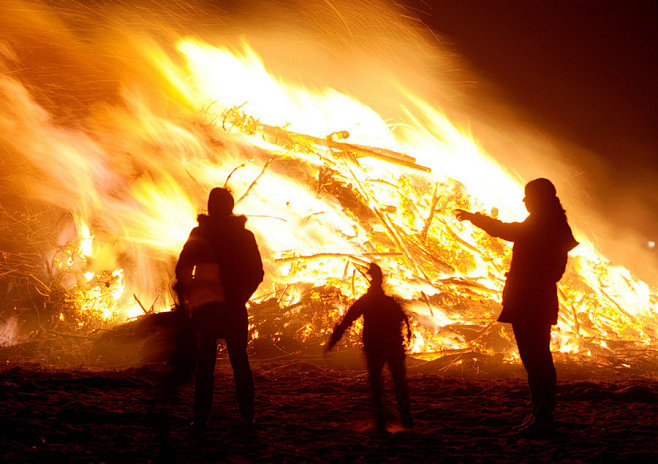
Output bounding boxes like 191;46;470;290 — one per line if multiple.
367;354;386;428
225;307;255;421
194;327;218;420
166;311;196;392
388;352;412;427
513;323;556;419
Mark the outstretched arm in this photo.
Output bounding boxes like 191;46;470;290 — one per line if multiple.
325;301;364;352
455;209;523;242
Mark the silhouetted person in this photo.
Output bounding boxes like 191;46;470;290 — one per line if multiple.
175;187;263;431
325;263;413;432
456;178;578;435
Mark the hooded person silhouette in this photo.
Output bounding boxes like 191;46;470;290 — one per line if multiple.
325;263;413;432
456;178;578;436
175;187;263;431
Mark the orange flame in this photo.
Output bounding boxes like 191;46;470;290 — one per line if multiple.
0;1;655;364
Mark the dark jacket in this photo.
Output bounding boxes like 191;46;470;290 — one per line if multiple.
328;286;410;355
176;214;264;309
469;211;578;326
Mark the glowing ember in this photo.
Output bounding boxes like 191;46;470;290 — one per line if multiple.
0;1;655;366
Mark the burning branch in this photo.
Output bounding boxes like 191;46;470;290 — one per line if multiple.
236;157;278;206
223;107;431;173
421;183;441;244
275;252;402;263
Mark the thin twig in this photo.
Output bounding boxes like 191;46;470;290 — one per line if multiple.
224;161;251;188
421;182;440;243
236;158;277;206
133;294;149;315
245;215;287;222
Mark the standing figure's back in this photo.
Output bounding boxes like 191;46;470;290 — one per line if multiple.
326;263;413;432
358;286;407;357
175;187;263;431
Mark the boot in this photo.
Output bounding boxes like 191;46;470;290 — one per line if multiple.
516;414;555;438
513;409;536;432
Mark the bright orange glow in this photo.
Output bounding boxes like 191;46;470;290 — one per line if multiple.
0;1;655;366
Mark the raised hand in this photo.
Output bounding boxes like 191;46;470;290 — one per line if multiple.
454;209;473;222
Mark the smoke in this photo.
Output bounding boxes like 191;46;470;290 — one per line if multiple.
0;317;18;347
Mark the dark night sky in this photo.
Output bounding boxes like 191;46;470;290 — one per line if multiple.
402;0;658;281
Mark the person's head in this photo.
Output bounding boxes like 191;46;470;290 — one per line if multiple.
208;187;234;218
523;178;558;214
367;262;383;287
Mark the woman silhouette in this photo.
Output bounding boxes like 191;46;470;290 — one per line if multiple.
456;178;578;435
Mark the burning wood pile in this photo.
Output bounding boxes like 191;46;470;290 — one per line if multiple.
0;3;656;374
6;103;654;373
215;107;658;373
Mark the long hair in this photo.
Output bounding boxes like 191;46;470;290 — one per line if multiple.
525;178;568;221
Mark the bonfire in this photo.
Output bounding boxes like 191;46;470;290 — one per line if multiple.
0;0;656;376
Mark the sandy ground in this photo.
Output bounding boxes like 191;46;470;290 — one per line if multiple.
1;352;657;464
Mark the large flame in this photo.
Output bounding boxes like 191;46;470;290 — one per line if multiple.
0;0;655;366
